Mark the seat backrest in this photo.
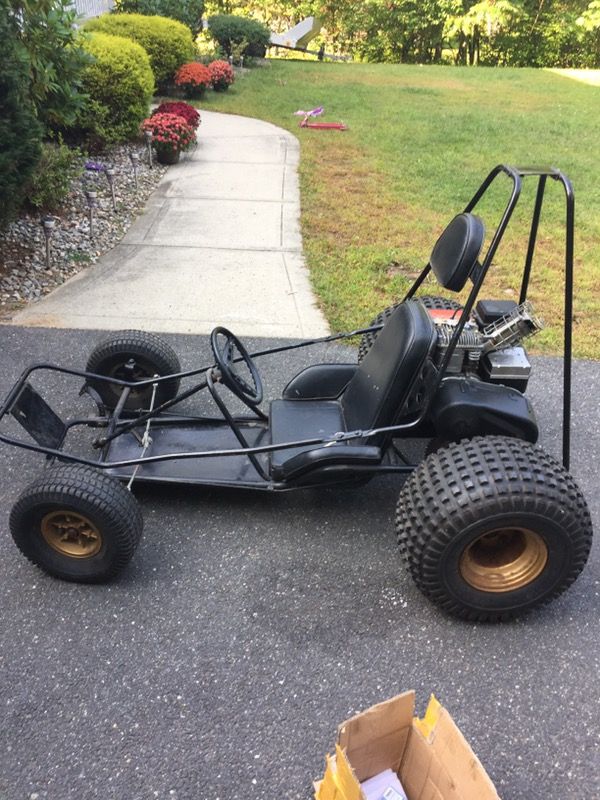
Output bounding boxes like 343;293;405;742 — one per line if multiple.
342;301;436;434
430;212;485;291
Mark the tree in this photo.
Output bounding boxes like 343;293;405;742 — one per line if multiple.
0;0;42;227
446;0;525;65
10;0;89;130
313;0;460;63
207;0;600;64
498;1;590;67
577;0;600;63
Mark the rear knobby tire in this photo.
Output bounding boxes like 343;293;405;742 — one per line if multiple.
86;329;181;410
396;436;592;621
10;465;143;583
358;295;462;362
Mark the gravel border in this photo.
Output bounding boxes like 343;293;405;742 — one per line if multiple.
0;144;168;313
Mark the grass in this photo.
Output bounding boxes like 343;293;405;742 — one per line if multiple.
197;61;600;358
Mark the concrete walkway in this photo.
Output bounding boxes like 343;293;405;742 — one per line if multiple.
12;111;330;338
548;67;600;86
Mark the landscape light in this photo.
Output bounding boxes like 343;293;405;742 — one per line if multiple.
41;215;56;270
129;151;140;189
144;130;153;168
105;167;117;211
84;189;97;238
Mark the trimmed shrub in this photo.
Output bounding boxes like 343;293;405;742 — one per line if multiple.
24;138;83;212
85;13;196;86
152;101;200;130
77;32;154;146
114;0;204;37
174;62;212;98
0;0;42;228
207;14;270;58
208;59;234;91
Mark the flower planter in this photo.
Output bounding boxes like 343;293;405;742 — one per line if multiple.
156;149;180;165
142;112;195;166
175;63;212;99
208;60;235;92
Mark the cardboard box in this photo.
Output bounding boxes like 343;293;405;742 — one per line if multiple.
314;691;500;800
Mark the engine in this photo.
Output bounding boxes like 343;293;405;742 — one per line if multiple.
431;300;544;392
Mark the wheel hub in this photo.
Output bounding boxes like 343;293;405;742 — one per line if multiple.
108;360;152;398
41;511;102;558
459;527;548;592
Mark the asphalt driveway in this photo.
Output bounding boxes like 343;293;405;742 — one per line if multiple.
0;327;598;800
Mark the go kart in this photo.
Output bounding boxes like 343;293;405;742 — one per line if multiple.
0;165;592;621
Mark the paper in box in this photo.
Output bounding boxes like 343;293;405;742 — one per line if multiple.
314;691;500;800
360;769;407;800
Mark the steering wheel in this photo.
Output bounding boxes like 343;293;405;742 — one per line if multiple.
210;327;263;407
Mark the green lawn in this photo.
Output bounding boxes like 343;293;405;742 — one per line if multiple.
194;61;600;358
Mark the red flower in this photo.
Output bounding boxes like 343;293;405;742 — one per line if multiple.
174;62;212;90
153;101;201;130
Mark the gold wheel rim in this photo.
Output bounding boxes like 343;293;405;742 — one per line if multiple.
459;527;548;593
41;510;102;558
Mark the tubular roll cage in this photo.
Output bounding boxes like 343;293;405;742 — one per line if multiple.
0;166;575;480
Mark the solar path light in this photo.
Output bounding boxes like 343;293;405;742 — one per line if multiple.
41;215;56;270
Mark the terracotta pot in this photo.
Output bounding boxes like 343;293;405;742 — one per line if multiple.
156;148;180;165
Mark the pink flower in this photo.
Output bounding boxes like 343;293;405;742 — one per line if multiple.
140;113;195;153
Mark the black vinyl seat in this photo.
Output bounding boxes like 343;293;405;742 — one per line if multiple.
341;299;436;437
270;399;345;470
269;301;436;480
269;399;374;481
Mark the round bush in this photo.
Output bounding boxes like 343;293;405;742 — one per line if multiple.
208;59;234;91
25;139;84;212
174;62;211;98
152;101;200;130
79;32;154;145
85;13;196;85
208;14;270;58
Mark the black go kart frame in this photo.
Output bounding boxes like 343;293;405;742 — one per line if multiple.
0;165;593;621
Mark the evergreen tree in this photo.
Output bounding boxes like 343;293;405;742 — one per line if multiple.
10;0;89;130
0;0;42;227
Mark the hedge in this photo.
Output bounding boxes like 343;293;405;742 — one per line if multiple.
85;13;196;85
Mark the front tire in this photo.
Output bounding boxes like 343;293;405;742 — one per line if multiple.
10;465;143;583
396;436;592;621
86;330;181;410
